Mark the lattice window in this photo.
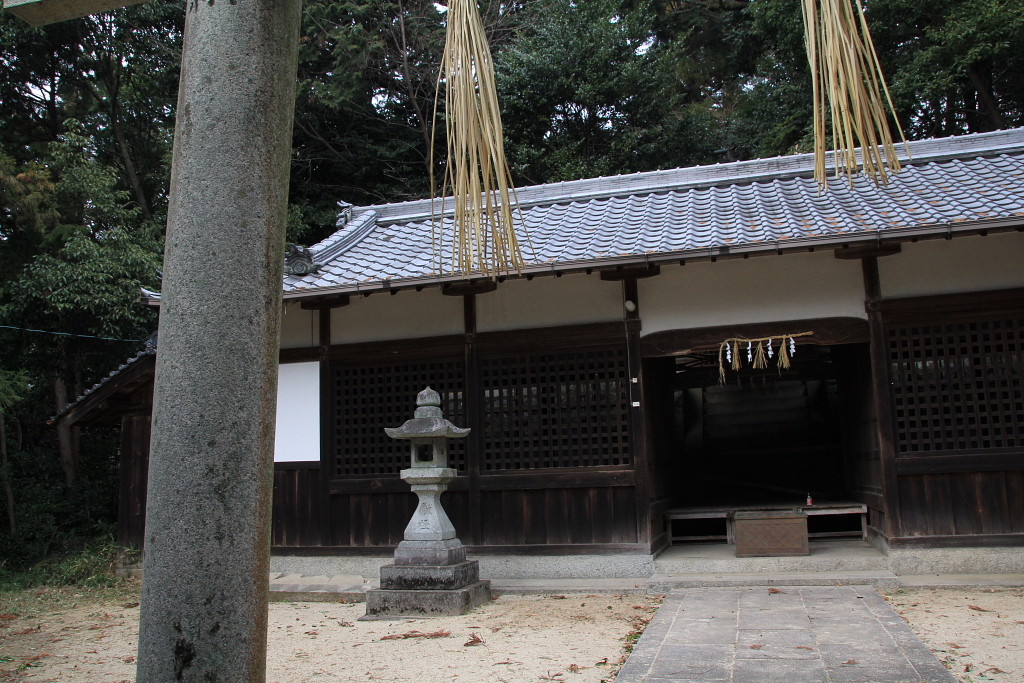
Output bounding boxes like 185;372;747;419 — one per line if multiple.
332;360;465;476
480;347;631;470
888;317;1023;454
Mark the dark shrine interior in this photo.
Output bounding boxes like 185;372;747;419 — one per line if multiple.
649;343;875;539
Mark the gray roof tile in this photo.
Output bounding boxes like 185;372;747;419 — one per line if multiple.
284;129;1024;296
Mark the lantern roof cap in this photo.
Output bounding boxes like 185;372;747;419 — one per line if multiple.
385;387;470;440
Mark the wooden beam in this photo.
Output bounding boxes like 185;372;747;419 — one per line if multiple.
833;243;902;260
888;533;1024;549
3;0;148;26
600;264;661;281
299;294;349;310
441;280;497;296
640;316;869;357
894;451;1024;475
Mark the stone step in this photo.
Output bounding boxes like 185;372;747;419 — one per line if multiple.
648;570;900;591
654;541;889;575
269;574;373;603
654;556;890;574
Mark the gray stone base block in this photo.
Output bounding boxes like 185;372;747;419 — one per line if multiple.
380;560;480;590
887;546;1024;575
393;539;466;566
364;581;491;618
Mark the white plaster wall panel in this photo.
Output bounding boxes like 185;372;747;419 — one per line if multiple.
330;287;464;344
639;251;867;337
279;302;317;349
476;273;622;332
274;361;320;462
878;232;1024;298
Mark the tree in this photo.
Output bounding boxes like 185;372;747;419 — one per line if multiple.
495;0;721;185
868;0;1024;137
0;369;26;536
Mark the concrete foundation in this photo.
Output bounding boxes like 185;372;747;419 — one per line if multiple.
270;542;1024;583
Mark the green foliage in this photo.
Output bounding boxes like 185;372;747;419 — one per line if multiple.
0;427;121;576
868;0;1024;137
0;532;123;592
496;0;720;184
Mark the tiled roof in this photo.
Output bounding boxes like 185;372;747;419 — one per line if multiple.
51;345;155;424
284;128;1024;297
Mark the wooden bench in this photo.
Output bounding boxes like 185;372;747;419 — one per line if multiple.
665;502;867;545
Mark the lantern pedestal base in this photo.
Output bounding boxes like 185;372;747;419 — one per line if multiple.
364;579;491;619
394;538;466;566
380;560;481;590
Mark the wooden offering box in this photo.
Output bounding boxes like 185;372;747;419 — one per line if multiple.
734;510;809;557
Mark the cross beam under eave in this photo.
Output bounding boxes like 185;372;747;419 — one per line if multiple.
3;0;149;25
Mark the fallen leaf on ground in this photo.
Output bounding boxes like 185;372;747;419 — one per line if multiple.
380;630;451;641
567;663;584;673
969;605;994;612
983;667;1007;674
794;646;814;650
768;587;785;594
841;659;858;665
464;632;484;646
749;644;765;650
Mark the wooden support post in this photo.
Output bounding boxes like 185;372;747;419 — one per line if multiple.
463;294;483;545
136;1;302;680
623;278;651;548
862;256;902;540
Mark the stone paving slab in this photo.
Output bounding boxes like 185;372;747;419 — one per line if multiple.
616;586;956;683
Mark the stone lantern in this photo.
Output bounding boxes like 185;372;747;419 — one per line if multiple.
364;387;490;618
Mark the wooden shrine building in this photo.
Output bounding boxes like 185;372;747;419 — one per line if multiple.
57;128;1024;561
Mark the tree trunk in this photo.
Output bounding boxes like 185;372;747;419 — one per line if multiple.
0;414;15;536
53;376;77;489
966;63;1004;132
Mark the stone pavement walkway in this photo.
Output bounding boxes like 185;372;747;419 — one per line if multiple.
616;586;956;683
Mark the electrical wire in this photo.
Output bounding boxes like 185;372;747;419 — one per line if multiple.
0;324;143;343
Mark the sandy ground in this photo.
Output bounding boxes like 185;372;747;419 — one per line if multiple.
0;592;660;683
2;586;1021;682
883;587;1024;683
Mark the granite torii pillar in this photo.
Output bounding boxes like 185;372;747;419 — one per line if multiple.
134;2;303;681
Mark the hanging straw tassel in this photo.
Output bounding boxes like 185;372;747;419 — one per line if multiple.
753;341;768;369
732;341;741;371
778;338;791;370
800;0;907;188
433;0;526;277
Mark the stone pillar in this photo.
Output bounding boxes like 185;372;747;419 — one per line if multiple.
136;1;301;681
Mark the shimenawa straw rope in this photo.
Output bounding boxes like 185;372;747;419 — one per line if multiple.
431;0;526;277
800;0;908;188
